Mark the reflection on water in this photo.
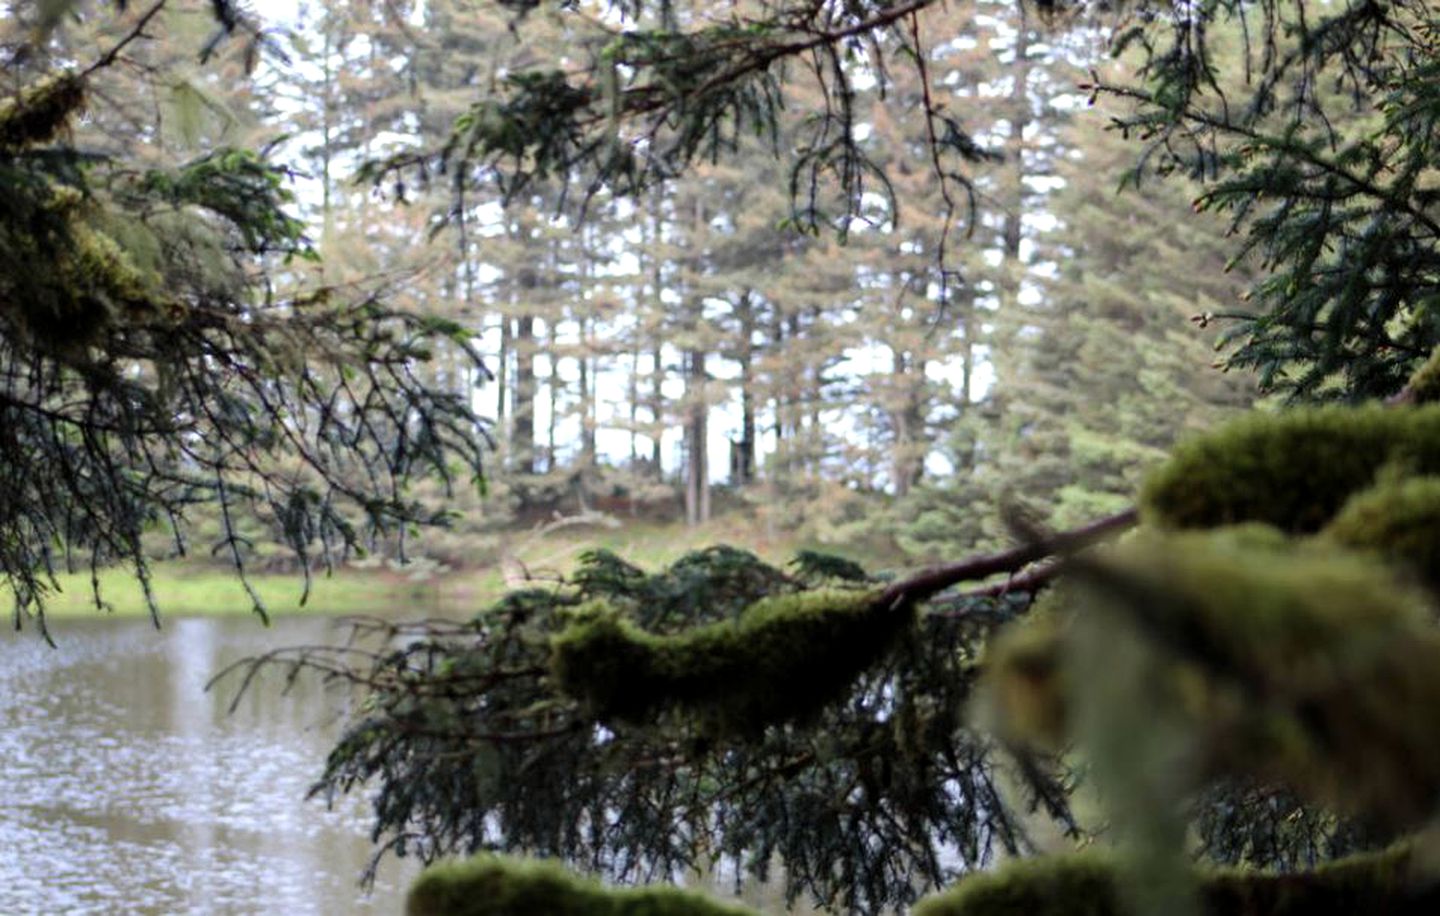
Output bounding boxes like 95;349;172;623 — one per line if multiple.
0;614;418;915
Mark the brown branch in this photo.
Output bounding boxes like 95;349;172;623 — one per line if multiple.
956;562;1063;602
688;0;938;101
897;362;1422;615
79;1;169;79
879;507;1140;610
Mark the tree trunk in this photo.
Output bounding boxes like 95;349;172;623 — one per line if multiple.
579;315;596;468
628;348;640;465
683;348;709;526
650;344;664;478
892;347;917;497
770;307;786;475
512;311;536;474
735;291;757;485
1001;6;1031;273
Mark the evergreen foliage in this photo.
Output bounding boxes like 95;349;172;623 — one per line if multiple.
249;546;1052;912
1100;0;1440;400
550;587;900;736
0;5;487;633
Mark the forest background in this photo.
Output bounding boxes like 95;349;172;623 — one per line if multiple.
16;0;1258;619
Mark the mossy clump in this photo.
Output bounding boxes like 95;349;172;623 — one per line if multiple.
914;844;1435;916
18;217;165;356
405;855;758;916
913;851;1122;916
986;529;1440;828
0;74;85;149
1402;347;1440;405
550;587;909;735
1323;476;1440;591
1140;405;1440;533
977;596;1067;751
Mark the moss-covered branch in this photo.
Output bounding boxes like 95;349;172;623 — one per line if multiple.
915;843;1437;916
550;587;907;735
406;856;757;916
879;508;1139;608
547;507;1148;738
408;844;1440;916
1141;405;1440;533
987;527;1440;829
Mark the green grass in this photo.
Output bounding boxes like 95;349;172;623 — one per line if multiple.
19;513;882;620
22;565;441;619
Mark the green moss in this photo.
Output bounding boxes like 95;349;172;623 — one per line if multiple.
914;852;1122;916
978;600;1067;751
10;204;170;356
1068;530;1440;828
1404;348;1440;405
0;74;85;148
915;844;1434;916
405;855;757;916
1140;405;1440;533
550;587;909;735
1323;476;1440;590
68;222;157;305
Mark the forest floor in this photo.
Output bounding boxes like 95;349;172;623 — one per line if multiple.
28;512;883;619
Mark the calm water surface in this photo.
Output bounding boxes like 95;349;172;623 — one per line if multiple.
0;614;420;915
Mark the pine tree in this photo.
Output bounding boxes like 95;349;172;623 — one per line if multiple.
0;2;486;630
901;54;1260;564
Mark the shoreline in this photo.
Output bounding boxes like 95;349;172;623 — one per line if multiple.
9;565;481;620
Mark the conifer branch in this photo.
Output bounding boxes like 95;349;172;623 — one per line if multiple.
79;1;169;79
880;507;1140;609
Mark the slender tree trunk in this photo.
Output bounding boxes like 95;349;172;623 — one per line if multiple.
497;314;510;433
646;200;667;480
650;344;664;477
547;319;560;472
683;194;711;525
684;348;709;526
628;348;640;465
735;291;756;484
771;308;786;476
956;286;977;471
893;347;915;498
579;315;596;468
319;20;335;255
513;311;536;474
1001;7;1031;278
511;247;538;475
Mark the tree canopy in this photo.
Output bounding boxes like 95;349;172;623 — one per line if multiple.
365;0;1438;399
0;1;488;636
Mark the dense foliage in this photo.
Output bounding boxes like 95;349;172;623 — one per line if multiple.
0;2;487;634
241;546;1049;912
377;0;1440;401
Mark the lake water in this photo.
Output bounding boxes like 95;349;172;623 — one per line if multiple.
0;614;420;915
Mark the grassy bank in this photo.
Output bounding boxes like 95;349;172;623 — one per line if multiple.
22;513;870;620
26;565;444;619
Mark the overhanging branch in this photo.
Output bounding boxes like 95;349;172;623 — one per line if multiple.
881;507;1140;609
